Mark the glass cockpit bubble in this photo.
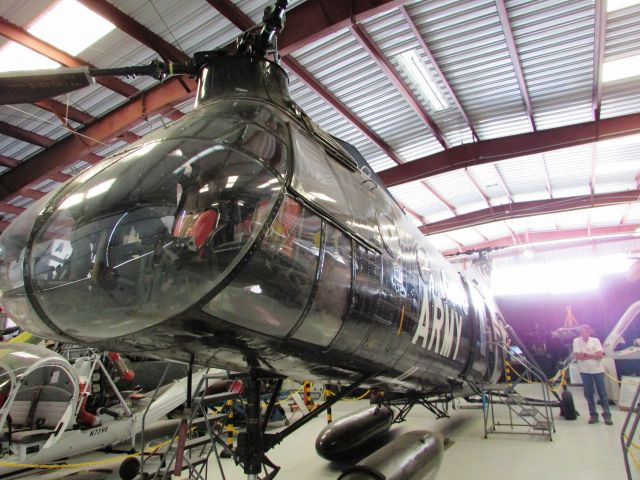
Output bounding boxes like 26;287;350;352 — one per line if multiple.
2;139;282;342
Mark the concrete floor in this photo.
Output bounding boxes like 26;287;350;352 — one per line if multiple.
195;384;629;480
16;384;630;479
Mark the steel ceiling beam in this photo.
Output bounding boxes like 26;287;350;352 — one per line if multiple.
0;121;54;147
399;5;479;142
495;0;536;131
0;203;25;215
204;0;254;30
279;0;406;56
592;0;607;120
350;23;449;150
34;100;95;125
0;17;137;98
379;111;640;187
420;189;640;235
542;156;553;199
492;164;513;204
442;224;639;256
76;0;189;63
0;0;403;205
0;155;19;168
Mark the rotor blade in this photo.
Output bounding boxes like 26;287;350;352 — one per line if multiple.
0;67;94;104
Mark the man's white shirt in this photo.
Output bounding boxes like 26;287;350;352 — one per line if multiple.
573;336;604;374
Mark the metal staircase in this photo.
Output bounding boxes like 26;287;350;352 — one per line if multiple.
481;342;556;441
621;383;640;480
139;372;238;479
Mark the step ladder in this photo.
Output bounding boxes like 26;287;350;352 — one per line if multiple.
140;373;239;479
481;340;556;441
621;382;640;480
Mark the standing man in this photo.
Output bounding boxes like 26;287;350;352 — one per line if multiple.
573;325;612;425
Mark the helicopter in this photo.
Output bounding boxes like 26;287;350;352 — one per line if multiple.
0;1;518;478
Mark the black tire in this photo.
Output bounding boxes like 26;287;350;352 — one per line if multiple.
119;457;140;480
561;390;578;420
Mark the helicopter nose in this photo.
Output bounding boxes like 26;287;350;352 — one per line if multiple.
0;138;282;344
0;192;70;341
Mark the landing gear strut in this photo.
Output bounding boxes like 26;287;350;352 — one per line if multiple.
235;369;374;479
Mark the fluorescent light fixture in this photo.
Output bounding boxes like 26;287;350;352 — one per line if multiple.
607;0;640;12
225;175;238;189
85;178;115;199
199;184;210;194
0;0;114;72
603;54;640;82
58;193;84;210
395;50;448;112
29;0;115;56
258;178;279;189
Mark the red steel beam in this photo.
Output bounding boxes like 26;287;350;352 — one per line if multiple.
379;112;640;187
34;99;94;125
279;0;405;56
0;203;25;215
592;0;606;120
495;0;536;132
0;155;19;168
350;23;449;149
422;180;456;215
0;17;137;98
541;155;553;199
399;5;479;142
76;0;189;63
442;224;639;256
590;143;598;198
205;0;253;30
420;189;640;235
464;168;492;208
492;164;513;204
0;0;426;202
0;121;54;147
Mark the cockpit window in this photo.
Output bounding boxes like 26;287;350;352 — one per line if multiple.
20;139;282;341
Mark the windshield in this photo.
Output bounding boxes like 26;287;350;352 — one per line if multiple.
1;139;282;342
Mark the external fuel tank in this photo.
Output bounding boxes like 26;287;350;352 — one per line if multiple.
0;55;505;395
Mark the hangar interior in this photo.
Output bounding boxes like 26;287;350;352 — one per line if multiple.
0;0;639;478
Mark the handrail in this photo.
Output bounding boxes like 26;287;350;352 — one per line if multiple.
621;383;640;480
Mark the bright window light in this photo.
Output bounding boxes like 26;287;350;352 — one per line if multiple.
0;43;60;72
395;50;448;112
491;254;634;296
607;0;640;12
225;175;238;189
0;0;114;72
603;54;640;82
29;0;115;56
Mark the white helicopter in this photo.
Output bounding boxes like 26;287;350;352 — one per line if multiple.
0;342;207;477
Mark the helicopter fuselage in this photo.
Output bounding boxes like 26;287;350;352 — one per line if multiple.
0;56;504;394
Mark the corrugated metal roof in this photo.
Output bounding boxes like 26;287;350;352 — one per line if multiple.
0;0;638;250
601;4;640;117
